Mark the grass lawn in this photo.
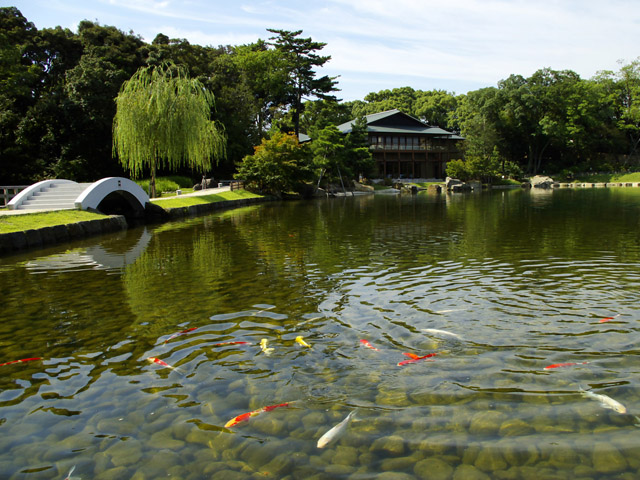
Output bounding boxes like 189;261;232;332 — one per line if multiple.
150;189;263;209
0;210;108;234
572;172;640;183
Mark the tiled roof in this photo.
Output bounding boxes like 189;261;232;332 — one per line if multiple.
337;109;460;137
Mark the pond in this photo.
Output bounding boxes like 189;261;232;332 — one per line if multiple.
2;188;640;479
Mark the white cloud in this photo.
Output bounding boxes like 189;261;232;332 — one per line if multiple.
11;0;640;99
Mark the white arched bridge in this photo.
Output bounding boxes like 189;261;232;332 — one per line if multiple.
8;177;150;217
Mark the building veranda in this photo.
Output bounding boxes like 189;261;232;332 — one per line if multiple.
337;109;463;179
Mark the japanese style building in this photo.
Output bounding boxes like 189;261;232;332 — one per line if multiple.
337;109;463;179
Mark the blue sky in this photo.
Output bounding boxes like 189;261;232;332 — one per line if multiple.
7;0;640;101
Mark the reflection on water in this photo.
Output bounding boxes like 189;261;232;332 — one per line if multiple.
1;189;640;478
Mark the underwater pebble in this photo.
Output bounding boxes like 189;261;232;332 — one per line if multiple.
474;446;507;472
325;463;356;476
370;435;405;456
592;442;628;474
499;439;540;467
262;452;294;476
380;454;419;471
498;418;534;437
453;464;490;480
373;472;415;480
414;457;454;480
468;411;508;435
148;430;185;450
548;448;579;469
94;465;129;480
331;445;359;465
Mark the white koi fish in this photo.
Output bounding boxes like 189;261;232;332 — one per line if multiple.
260;338;274;356
579;386;627;414
422;328;462;339
65;465;81;480
317;410;357;448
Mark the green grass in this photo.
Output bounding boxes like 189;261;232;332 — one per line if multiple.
135;176;195;196
407;181;445;188
571;172;640;183
0;210;108;234
150;189;262;208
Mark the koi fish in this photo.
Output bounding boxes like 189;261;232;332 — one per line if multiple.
579;386;627;414
397;352;438;367
360;339;379;351
317;410;357;448
260;338;274;356
212;341;251;347
65;465;80;480
164;327;198;343
225;402;290;428
421;328;462;339
0;357;42;367
544;361;588;370
599;314;621;323
295;336;311;348
147;357;184;374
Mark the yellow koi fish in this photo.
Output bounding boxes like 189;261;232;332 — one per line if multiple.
295;336;311;348
260;338;274;356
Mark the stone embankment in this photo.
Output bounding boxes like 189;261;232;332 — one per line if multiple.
0;216;128;255
0;195;274;256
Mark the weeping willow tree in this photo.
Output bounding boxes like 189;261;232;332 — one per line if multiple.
113;63;226;198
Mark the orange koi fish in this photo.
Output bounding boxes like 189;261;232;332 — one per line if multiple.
0;357;42;367
360;339;379;351
224;402;291;428
599;314;620;323
544;361;588;370
212;341;251;347
397;352;438;367
164;327;198;343
147;357;184;374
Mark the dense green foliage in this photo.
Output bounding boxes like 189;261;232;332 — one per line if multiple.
113;63;226;197
2;6;640;187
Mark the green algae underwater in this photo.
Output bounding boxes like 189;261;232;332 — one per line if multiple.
2;188;640;479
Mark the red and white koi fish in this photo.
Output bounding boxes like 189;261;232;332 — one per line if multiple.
164;327;198;343
599;314;621;323
212;341;251;347
0;357;42;367
544;361;588;370
360;339;379;351
147;357;184;374
224;402;291;428
295;336;311;348
397;352;438;366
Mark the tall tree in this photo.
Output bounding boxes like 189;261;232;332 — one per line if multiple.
113;63;226;197
267;29;339;137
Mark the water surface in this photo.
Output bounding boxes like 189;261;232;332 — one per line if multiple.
2;188;640;479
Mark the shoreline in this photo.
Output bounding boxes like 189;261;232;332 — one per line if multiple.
0;193;274;256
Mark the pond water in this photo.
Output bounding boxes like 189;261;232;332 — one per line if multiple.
2;188;640;479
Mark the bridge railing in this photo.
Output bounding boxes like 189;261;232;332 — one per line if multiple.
0;186;29;206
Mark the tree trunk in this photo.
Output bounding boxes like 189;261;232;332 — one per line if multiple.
150;162;157;198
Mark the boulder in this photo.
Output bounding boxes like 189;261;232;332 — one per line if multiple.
530;175;555;189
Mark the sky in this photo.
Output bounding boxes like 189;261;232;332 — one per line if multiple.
6;0;640;101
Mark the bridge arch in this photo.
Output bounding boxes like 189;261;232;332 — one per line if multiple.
75;177;149;217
